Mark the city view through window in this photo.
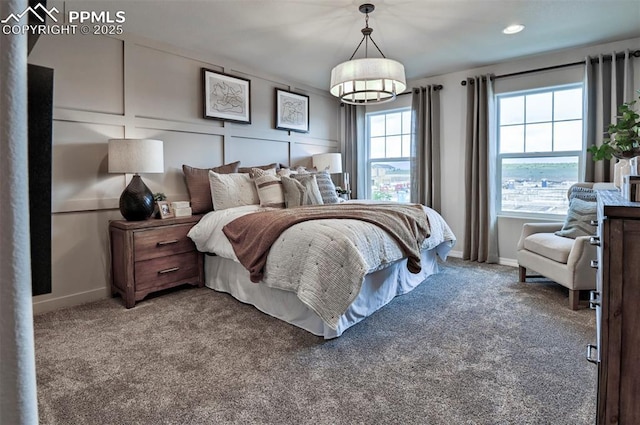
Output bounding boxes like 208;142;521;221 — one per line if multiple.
368;110;411;202
371;160;411;202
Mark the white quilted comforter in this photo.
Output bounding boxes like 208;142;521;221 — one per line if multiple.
188;202;456;329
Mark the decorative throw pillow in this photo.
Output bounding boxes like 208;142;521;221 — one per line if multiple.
569;186;597;202
312;171;339;204
290;174;324;205
294;166;317;175
276;168;296;178
555;198;597;239
238;163;279;174
281;176;306;208
254;174;285;208
182;161;240;213
208;171;259;211
249;167;277;179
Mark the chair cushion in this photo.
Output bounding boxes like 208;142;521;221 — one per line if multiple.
523;233;575;264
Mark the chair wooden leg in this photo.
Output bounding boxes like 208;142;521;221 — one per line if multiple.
569;289;580;310
518;266;526;282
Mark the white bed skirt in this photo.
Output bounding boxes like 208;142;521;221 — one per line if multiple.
204;247;443;339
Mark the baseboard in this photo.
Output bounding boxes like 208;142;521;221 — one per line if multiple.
498;257;518;268
445;250;517;268
447;250;463;259
32;287;110;315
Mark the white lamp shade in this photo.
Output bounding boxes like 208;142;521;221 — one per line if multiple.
108;139;164;174
313;153;343;173
330;58;406;104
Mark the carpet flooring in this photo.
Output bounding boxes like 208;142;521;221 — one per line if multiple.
34;258;597;424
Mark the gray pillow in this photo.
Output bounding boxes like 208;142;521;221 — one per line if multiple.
282;175;323;207
281;176;306;208
555;198;597;239
294;171;338;204
569;186;597;202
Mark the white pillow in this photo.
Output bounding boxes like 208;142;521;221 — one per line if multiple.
208;171;259;211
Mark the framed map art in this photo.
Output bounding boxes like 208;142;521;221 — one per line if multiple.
275;89;309;133
202;68;251;124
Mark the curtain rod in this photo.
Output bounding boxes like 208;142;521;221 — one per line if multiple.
337;84;443;105
460;49;640;86
398;84;444;96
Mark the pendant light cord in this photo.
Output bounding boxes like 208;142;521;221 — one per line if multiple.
347;7;386;60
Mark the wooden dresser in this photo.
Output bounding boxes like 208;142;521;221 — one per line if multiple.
109;215;204;308
589;191;640;424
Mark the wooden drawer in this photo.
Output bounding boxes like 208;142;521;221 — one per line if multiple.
134;251;201;291
134;224;195;261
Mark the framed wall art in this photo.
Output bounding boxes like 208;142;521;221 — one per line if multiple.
202;68;251;124
275;89;309;133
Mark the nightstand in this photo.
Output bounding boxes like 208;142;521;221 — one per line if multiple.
109;215;204;308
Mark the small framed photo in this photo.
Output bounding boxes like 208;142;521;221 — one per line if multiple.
202;68;251;124
275;89;309;133
157;201;174;219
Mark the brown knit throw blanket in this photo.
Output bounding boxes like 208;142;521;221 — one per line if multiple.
222;203;431;283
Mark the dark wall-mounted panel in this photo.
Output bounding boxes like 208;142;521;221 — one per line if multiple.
28;63;53;296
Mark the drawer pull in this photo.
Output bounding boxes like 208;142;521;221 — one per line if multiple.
589;291;601;309
158;267;180;274
157;239;179;246
586;344;599;364
589;236;600;246
590;260;599;269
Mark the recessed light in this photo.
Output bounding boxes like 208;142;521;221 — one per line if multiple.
503;24;525;34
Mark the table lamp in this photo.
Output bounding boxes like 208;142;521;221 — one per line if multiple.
312;153;342;173
108;139;164;221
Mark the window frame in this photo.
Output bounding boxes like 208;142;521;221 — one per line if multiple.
365;107;412;200
495;83;585;220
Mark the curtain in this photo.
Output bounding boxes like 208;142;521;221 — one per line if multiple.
584;50;634;182
342;104;365;199
0;0;39;423
463;76;499;264
410;86;441;210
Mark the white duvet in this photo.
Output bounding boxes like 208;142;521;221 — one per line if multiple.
188;203;456;329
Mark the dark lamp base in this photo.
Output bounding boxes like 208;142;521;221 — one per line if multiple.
119;174;154;221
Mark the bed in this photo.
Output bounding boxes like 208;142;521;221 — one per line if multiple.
187;201;456;338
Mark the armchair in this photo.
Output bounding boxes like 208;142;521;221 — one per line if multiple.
516;182;616;309
517;222;596;309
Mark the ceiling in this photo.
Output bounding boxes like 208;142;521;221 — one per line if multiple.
66;0;640;91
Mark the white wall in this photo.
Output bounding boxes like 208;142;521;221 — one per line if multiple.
408;37;640;265
28;32;341;313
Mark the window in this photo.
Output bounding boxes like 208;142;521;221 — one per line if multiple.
366;109;412;202
497;85;583;216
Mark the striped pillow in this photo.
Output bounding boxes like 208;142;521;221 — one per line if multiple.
254;174;285;208
569;186;597;202
312;171;339;204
